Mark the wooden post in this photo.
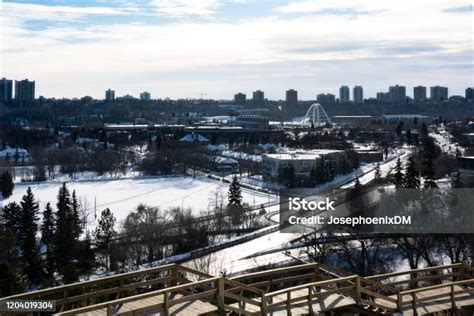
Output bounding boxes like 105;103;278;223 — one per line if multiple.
106;305;112;316
171;265;178;286
314;263;320;282
355;277;362;304
286;291;291;316
450;284;456;311
261;293;268;315
164;291;169;316
397;292;403;312
308;287;314;315
411;292;417;316
217;278;225;316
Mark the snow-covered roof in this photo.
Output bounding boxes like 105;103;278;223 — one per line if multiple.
265;149;342;161
179;133;210;143
0;146;29;158
214;157;238;165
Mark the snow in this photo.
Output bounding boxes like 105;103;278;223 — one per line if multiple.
0;175;277;230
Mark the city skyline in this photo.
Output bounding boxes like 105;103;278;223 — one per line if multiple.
1;0;472;99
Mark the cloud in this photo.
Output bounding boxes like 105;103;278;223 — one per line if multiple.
149;0;221;16
1;0;472;98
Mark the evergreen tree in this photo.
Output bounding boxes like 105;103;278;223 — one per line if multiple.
2;202;22;239
54;182;77;283
41;203;56;279
77;231;96;277
71;190;83;239
374;163;381;182
393;158;404;189
94;208;116;271
0;170;14;198
423;155;438;189
19;187;42;284
452;170;463;188
403;155;420;189
228;175;243;206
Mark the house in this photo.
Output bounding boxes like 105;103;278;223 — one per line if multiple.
179;133;210;144
213;156;238;172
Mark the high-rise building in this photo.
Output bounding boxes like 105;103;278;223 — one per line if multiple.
0;78;13;104
339;86;350;103
286;89;298;106
14;79;35;104
430;86;448;101
252;90;264;106
140;91;151;101
389;85;406;102
376;92;390;102
413;86;427;101
234;92;246;105
316;93;336;105
466;87;474;101
105;89;115;101
353;86;363;104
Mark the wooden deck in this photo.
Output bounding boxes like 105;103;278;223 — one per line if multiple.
1;262;473;316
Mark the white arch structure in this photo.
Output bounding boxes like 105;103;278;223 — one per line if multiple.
301;103;332;126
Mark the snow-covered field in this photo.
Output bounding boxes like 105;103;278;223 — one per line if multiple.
0;176;277;229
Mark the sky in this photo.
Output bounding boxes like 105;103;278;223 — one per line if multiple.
1;0;473;100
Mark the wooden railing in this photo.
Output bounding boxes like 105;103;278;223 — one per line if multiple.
2;262;473;315
400;278;474;315
55;277;221;316
0;264;212;314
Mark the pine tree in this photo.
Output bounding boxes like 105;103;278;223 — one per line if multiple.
95;208;116;271
54;182;77;283
41;203;56;279
403;155;420;189
0;171;14;198
374;163;381;182
77;231;96;277
228;175;243;206
393;158;404;189
452;170;462;188
71;190;83;239
423;156;438;189
19;187;42;284
2;202;22;239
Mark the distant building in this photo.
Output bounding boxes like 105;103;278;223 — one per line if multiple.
376;92;390;102
237;108;269;129
465;87;473;101
252;90;264;106
316;93;336;106
0;77;13;104
263;149;343;180
353;86;364;104
430;86;448;101
389;85;406;102
140;91;151;101
339;86;350;103
105;89;115;101
286;89;298;106
14;79;35;104
234;92;246;105
413;86;427;101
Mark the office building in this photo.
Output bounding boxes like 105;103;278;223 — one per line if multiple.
413;86;427;101
430;86;448;101
252;90;265;106
466;88;474;101
389;85;406;102
105;89;115;101
234;92;246;105
353;86;364;104
140;91;151;101
14;79;35;103
286;89;298;106
316;93;336;106
339;86;350;103
0;78;13;104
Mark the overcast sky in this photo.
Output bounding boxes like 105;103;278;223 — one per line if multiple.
1;0;472;100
